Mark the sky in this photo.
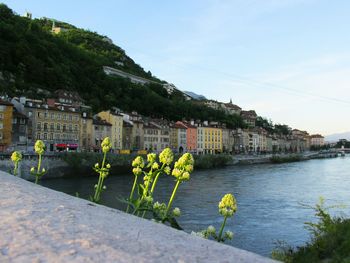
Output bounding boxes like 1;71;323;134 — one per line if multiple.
2;0;350;135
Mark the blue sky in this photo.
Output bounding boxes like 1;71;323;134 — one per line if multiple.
3;0;350;135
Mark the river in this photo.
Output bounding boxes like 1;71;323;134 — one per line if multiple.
41;155;350;257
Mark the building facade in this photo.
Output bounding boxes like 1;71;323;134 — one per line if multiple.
0;99;13;152
97;111;123;151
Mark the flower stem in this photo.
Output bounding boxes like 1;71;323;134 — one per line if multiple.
35;154;42;184
13;162;18;176
126;175;138;213
166;180;180;214
150;164;165;194
93;152;107;203
218;216;228;242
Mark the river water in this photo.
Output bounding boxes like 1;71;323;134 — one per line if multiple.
41;155;350;256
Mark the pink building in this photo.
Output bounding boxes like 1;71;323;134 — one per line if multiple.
178;121;197;153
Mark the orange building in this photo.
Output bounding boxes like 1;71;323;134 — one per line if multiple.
179;121;197;153
0;99;13;152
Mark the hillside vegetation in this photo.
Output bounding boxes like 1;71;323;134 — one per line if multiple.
0;4;245;128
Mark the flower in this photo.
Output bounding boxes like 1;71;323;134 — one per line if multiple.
147;153;157;164
172;207;181;217
175;153;194;169
95;163;99;168
103;185;107;190
42;168;46;173
34;140;45;155
30;167;35;173
101;137;112;153
207;225;216;234
132;167;142;176
218;193;237;217
132;156;145;168
171;168;182;178
159;148;174;165
225;230;234;240
164;166;171;175
11;151;22;163
106;163;111;169
144;195;153;203
151;162;159;170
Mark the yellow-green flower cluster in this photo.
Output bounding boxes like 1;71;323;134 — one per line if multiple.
11;151;22;163
218;193;237;217
34;140;45;155
153;201;167;219
132;156;144;176
147;153;157;164
159;148;174;165
171;153;194;182
101;137;112;153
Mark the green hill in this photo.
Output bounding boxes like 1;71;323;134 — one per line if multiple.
0;4;245;128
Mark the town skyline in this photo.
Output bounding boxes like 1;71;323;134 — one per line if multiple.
2;0;350;135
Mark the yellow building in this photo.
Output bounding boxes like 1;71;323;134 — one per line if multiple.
97;110;123;151
197;123;222;154
0;99;13;152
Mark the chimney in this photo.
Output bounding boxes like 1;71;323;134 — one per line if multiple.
47;99;56;107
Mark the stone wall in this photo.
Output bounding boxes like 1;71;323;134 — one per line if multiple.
0;172;276;262
0;157;70;180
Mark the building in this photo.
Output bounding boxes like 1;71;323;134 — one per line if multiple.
169;124;179;152
11;109;28;149
241;110;257;127
197;122;223;154
12;97;82;151
181;121;197;154
222;128;235;154
143;120;170;153
80;111;93;152
121;112;144;151
174;121;187;153
97;110;123;151
222;100;242;115
92;117;112;152
310;134;325;147
0;99;13;152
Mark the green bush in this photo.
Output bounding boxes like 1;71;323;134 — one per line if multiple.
272;198;350;263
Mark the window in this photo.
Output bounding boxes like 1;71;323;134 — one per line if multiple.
51;113;55;120
0;132;2;139
36;133;41;139
43;133;47;140
63;124;66;132
20;118;26;124
37;122;41;130
0;113;3;119
43;123;48;131
50;123;54;131
12;118;17;124
0;122;3;129
0;105;5;111
44;112;48;119
28;111;32;117
69;115;72;121
74;125;78;131
57;123;61;131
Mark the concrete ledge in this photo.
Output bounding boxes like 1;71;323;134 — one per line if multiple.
0;171;276;262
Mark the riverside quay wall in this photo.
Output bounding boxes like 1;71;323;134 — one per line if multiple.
0;172;276;263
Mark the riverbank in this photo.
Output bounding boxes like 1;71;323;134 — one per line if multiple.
0;171;274;262
0;151;342;180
